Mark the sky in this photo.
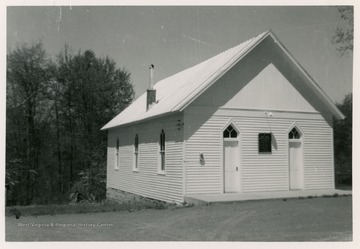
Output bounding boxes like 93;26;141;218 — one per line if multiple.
6;5;353;103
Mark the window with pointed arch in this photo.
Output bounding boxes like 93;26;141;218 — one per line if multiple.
115;138;119;170
223;124;238;139
159;130;166;173
289;127;301;140
133;134;139;171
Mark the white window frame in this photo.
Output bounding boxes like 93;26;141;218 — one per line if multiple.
289;127;302;140
223;124;238;139
258;133;272;153
133;134;139;172
158;129;166;175
114;138;119;170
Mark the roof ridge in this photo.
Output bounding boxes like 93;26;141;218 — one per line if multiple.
195;30;270;66
154;31;269;89
172;30;270;111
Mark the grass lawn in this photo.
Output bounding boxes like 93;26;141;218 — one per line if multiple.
5;196;352;241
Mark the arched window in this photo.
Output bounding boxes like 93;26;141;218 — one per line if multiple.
159;130;166;172
289;127;301;139
134;134;139;170
223;124;238;138
115;138;119;170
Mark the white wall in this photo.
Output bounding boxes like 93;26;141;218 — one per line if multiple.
184;108;334;195
106;113;184;203
183;38;335;195
193;63;317;113
224;63;317;112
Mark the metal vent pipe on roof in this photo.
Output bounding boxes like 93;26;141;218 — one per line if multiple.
147;64;156;111
149;64;154;89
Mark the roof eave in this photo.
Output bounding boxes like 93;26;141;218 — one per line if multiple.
100;110;181;131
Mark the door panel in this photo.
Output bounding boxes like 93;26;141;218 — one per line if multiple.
289;141;303;190
224;140;240;192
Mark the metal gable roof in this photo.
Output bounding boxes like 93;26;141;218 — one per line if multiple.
101;30;344;130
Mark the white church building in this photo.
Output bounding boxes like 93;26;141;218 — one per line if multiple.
102;30;344;204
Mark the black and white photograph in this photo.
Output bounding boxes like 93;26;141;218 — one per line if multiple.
2;0;357;247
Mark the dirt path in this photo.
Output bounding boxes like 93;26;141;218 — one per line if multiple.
6;196;352;241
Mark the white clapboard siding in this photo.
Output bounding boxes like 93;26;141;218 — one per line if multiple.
301;121;334;189
184;108;334;195
106;113;184;203
184;114;226;195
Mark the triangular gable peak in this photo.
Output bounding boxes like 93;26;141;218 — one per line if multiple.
102;30;343;130
186;33;343;125
264;31;344;121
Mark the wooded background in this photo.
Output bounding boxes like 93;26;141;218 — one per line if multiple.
6;44;134;205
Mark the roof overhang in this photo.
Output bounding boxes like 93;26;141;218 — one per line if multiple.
101;110;181;130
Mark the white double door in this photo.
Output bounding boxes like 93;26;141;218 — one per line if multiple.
224;140;240;192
